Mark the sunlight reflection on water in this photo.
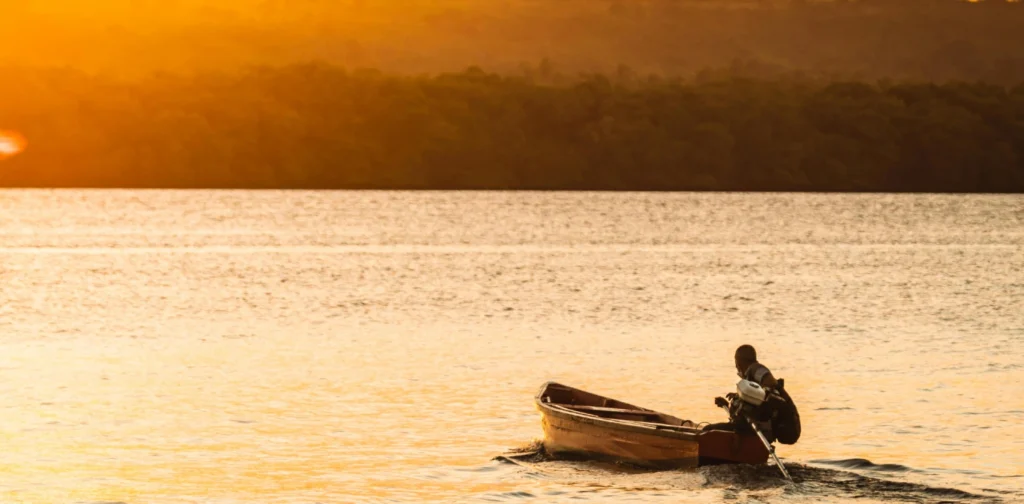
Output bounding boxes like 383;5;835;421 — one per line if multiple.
0;190;1021;503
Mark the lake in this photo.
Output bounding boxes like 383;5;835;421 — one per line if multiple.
0;190;1021;503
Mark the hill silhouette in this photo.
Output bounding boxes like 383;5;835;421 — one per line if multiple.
2;0;1023;83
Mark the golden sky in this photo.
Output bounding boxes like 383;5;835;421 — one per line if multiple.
0;131;27;160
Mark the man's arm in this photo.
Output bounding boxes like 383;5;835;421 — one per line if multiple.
760;371;778;389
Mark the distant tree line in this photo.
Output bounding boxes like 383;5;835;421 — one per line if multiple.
1;65;1022;192
3;0;1024;83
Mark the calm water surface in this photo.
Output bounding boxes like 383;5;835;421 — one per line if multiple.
0;190;1021;503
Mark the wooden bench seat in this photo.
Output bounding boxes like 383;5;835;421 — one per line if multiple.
566;405;662;416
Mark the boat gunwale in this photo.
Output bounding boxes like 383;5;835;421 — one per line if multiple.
535;381;702;442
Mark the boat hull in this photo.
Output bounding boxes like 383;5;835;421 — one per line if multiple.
540;406;700;468
535;382;769;468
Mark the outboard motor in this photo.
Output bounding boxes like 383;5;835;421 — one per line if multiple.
729;379;801;445
719;379;792;480
721;379;770;429
732;379;767;416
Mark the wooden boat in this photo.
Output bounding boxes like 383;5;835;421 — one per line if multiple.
535;381;769;469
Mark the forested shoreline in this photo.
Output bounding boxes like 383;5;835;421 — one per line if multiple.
2;1;1024;191
1;65;1022;192
4;0;1024;83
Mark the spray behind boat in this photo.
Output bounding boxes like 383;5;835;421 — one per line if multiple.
716;379;793;481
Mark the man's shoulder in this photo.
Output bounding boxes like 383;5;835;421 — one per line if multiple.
746;362;772;383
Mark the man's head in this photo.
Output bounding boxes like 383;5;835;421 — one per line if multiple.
734;344;757;375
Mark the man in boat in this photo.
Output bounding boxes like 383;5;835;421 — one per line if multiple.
702;345;776;439
734;344;777;389
703;345;797;444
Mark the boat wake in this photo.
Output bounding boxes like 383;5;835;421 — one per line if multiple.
495;444;1003;503
811;457;920;473
770;463;989;503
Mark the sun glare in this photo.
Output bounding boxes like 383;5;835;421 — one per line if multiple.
0;130;27;160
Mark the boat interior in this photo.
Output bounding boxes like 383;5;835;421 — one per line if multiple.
538;382;695;428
